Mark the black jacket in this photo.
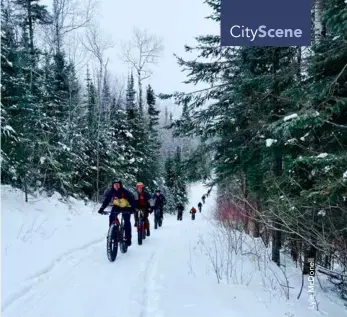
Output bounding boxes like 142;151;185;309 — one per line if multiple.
177;204;184;212
100;186;135;211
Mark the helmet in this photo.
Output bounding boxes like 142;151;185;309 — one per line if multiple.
136;182;144;189
112;179;122;186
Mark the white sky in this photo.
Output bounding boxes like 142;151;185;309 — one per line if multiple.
97;0;218;94
41;0;219;116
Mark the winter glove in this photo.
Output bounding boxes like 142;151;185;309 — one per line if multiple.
98;209;104;214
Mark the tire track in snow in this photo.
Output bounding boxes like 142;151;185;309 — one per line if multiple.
139;252;156;317
2;236;106;313
11;244;102;317
130;250;164;317
25;236;107;281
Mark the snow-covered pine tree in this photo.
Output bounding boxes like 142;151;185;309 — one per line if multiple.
161;0;308;267
145;84;162;190
125;72;151;186
268;0;347;274
1;0;52;198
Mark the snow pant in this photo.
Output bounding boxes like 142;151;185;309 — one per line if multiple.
159;205;164;219
134;208;150;229
109;208;132;241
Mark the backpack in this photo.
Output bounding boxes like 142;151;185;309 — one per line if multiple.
112;189;130;208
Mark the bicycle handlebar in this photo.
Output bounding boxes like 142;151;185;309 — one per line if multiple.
101;209;134;215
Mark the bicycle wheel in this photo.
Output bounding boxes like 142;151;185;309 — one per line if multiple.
142;220;146;239
137;219;143;245
154;212;158;229
107;224;119;262
119;225;128;253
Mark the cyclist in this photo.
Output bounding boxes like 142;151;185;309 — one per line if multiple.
177;203;184;221
190;207;197;219
198;201;202;212
152;189;166;220
134;182;152;236
202;195;206;204
98;179;135;246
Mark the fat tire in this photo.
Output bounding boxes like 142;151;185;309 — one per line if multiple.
107;224;119;262
119;226;128;253
154;211;158;229
142;223;146;239
138;220;143;245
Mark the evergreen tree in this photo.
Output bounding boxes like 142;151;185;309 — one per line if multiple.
147;84;160;136
146;84;162;188
162;0;347;274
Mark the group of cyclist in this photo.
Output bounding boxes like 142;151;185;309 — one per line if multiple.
98;179;212;244
176;189;212;221
98;179;166;247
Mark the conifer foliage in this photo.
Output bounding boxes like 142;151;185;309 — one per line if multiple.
163;0;347;286
0;0;167;200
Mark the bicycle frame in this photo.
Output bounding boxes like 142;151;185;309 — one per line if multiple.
104;210;132;235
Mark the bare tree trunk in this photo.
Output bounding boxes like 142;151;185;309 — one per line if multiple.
51;0;95;54
96;58;103;201
24;174;28;202
25;0;34;201
137;70;143;114
53;0;61;53
82;26;114;201
271;152;283;267
241;171;250;234
120;28;163;113
296;46;301;81
314;0;324;43
253;199;261;238
26;0;34;54
271;47;283;267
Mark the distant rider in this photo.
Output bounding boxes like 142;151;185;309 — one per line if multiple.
177;203;184;221
153;189;166;220
198;202;202;212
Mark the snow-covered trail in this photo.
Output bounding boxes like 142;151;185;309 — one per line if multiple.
3;183;231;317
3;183;345;317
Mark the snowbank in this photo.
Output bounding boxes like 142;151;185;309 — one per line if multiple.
1;185;106;308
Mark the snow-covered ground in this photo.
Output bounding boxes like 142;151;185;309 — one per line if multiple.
1;183;346;317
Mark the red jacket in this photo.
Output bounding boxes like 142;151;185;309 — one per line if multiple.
134;190;151;209
191;208;197;213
